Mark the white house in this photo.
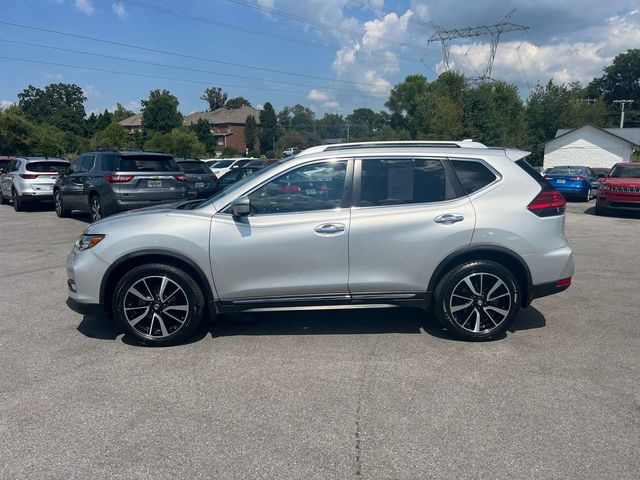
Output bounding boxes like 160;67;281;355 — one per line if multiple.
542;124;639;171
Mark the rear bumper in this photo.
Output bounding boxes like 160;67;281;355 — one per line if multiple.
554;184;589;195
112;196;186;212
531;280;571;300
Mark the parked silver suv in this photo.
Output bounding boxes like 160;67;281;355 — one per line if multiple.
66;141;574;346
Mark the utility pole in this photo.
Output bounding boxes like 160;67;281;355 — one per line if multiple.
613;99;634;128
346;122;350;140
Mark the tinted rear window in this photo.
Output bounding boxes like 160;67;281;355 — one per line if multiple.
516;159;547;188
546;167;585;175
116;155;178;172
0;160;11;169
178;162;211;174
26;161;69;173
451;160;497;194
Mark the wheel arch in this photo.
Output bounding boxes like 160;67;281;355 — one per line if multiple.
427;245;533;307
100;249;216;318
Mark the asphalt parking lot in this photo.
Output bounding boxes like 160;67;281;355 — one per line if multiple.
0;201;638;480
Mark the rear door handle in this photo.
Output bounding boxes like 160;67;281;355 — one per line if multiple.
434;214;464;225
315;223;346;235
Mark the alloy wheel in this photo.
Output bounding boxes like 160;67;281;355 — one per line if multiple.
55;191;63;215
123;276;190;339
90;196;103;221
448;272;512;334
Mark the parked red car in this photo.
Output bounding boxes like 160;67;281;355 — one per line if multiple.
596;162;640;215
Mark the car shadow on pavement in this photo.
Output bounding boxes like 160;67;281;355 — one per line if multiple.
76;305;547;346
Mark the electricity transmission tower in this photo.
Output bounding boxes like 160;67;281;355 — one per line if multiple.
427;10;529;83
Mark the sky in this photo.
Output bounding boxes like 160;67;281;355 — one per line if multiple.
0;0;639;118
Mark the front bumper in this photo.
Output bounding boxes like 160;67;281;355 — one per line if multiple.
66;246;111;310
66;297;103;316
597;194;640;211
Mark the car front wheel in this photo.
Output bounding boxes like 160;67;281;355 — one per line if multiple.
12;189;23;212
89;194;104;222
112;263;205;346
54;190;70;218
433;260;521;341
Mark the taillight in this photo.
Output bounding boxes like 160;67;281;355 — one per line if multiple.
570;176;586;181
527;187;566;217
19;174;39;179
105;175;134;183
543;176;552;181
556;277;572;287
174;174;187;182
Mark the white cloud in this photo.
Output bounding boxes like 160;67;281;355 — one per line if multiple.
308;89;331;102
82;84;101;100
111;2;126;18
322;100;340;110
74;0;94;15
1;100;15;110
44;72;64;81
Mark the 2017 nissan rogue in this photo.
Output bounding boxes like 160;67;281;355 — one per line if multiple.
66;141;574;346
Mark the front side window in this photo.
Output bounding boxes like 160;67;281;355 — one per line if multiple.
609;165;640;178
359;158;455;207
248;160;347;215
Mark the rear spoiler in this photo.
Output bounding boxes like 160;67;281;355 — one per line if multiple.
504;149;531;162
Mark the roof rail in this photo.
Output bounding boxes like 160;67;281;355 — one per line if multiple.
299;139;487;155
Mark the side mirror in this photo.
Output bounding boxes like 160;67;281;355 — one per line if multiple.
231;196;251;217
58;167;69;176
0;169;5;174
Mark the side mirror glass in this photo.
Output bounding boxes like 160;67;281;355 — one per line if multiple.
58;167;69;176
231;196;251;216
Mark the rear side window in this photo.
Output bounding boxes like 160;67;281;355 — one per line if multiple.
359;158;456;207
515;159;547;188
178;162;211;174
450;160;497;194
116;155;178;172
26;161;69;173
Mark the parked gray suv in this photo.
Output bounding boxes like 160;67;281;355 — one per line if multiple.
54;151;187;221
66;141;574;346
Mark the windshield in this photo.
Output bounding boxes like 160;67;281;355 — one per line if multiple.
212;160;233;168
178;162;211;174
609;165;640;178
26;161;69;173
546;167;586;176
200;161;283;207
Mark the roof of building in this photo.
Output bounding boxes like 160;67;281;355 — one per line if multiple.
183;106;260;126
118;113;143;127
550;124;640;147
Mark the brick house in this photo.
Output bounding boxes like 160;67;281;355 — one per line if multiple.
183;106;261;153
118;106;261;153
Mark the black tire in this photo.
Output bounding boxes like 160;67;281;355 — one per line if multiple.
54;189;70;218
112;263;205;346
0;188;8;205
581;189;590;202
433;260;521;341
89;194;104;222
595;203;608;216
12;189;24;212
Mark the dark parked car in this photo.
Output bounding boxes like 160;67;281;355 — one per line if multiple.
54;151;187;221
176;159;218;199
208;165;263;196
592;167;610;179
0;156;14;174
543;166;600;201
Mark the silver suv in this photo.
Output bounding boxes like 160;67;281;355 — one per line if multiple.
66;141;574;346
0;157;70;210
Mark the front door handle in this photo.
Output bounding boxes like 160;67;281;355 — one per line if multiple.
434;214;464;225
315;223;346;235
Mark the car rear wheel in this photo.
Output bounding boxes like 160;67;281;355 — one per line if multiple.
54;189;70;218
433;260;521;341
89;194;104;222
0;188;8;205
581;189;590;202
112;263;205;346
12;189;23;212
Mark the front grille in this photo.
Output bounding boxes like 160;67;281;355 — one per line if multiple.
608;185;640;193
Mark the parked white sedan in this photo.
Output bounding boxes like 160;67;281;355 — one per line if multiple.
206;158;254;178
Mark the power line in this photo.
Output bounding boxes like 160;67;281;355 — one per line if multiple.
0;55;389;99
0;38;376;94
121;1;425;66
0;20;385;89
222;0;426;50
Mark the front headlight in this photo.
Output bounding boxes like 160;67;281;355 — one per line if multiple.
75;234;105;251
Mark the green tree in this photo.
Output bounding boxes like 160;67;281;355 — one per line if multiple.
588;49;640;126
96;122;130;150
201;87;228;111
141;89;183;134
226;96;252;109
144;130;174;154
274;130;320;156
277;106;292;131
385;74;430;136
373;125;412;141
95;109;113;132
33;123;66;157
17;83;87;135
190;118;217;156
171;128;206;159
0;105;35;156
318;113;346;139
244;115;258;150
111;103;135;123
259;102;279;153
220;146;241;158
346;108;389;139
290;104;316;133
